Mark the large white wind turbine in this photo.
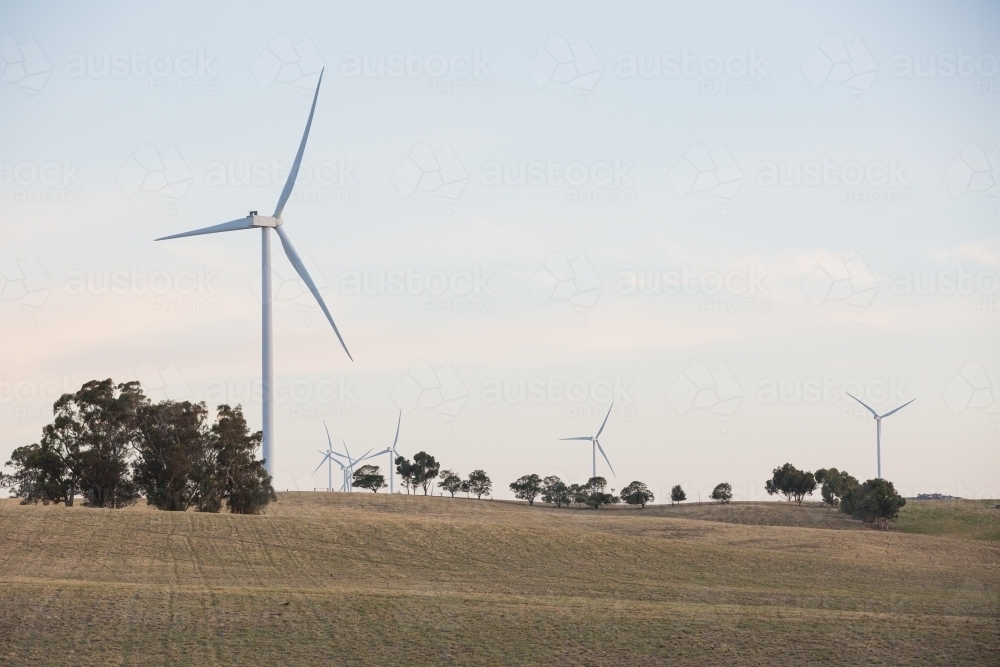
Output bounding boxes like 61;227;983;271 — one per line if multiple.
362;411;402;493
846;393;916;479
560;403;616;479
155;68;350;479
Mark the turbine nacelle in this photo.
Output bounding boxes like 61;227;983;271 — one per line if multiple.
250;213;281;228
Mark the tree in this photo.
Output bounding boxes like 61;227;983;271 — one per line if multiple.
541;475;571;507
437;469;463;497
410;451;440;495
509;474;543;505
620;480;654;508
133;400;209;511
816;468;856;508
670;484;686;505
211;404;276;514
352;465;386;493
583;477;618;509
764;463;817;504
466;470;491;499
394;455;414;494
2;442;67;504
838;474;864;517
711;482;732;503
54;379;145;508
2;380;275;514
848;478;906;529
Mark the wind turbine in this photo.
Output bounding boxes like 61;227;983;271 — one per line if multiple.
362;411;402;493
329;438;372;492
155;68;350;479
314;421;340;492
846;393;916;479
560;403;616;479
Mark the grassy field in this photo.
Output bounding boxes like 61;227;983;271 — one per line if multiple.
0;494;997;666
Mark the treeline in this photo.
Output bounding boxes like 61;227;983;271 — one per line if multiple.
1;379;274;514
349;451;495;499
765;462;906;529
523;475;656;509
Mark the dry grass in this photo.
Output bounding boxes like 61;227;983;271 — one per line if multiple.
1;493;997;666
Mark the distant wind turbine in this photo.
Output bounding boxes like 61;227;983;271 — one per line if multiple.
362;411;402;493
155;68;350;479
846;393;915;479
314;421;338;492
560;403;616;479
328;437;372;492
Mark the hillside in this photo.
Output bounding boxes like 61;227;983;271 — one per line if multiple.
0;493;997;666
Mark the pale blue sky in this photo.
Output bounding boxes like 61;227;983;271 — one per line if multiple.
1;0;998;499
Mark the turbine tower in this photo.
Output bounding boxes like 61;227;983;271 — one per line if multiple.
846;393;915;479
155;68;350;479
560;403;616;479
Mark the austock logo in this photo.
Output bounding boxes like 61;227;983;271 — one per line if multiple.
132;360;192;401
340;47;495;96
252;258;329;324
526;252;603;324
667;143;743;214
943;361;998;419
252;35;324;95
755;156;911;205
616;266;769;314
204;156;360;205
0;373;78;422
1;156;86;205
392;361;469;426
667;360;744;429
480;156;636;205
527;35;602;102
801;252;878;322
116;144;193;210
0;252;51;321
64;265;220;314
339;265;495;315
63;47;219;96
942;144;997;209
0;35;51;99
801;35;878;106
392;143;468;209
615;47;770;97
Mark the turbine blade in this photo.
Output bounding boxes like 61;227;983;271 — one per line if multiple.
392;411;401;451
560;437;593;441
273;67;324;218
846;393;878;417
323;421;334;450
595;402;614;438
342;438;352;462
275;226;352;361
313;453;331;474
155;217;254;241
596;440;615;477
880;398;916;419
